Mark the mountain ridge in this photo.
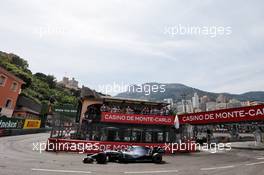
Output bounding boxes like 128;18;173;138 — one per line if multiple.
116;83;264;102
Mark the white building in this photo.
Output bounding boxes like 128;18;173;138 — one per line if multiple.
216;103;227;110
192;92;199;109
176;103;185;114
163;98;174;109
183;99;193;113
176;100;193;114
216;94;228;103
227;99;242;108
186;101;194;113
206;102;217;111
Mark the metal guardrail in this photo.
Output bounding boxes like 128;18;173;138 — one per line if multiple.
0;128;51;137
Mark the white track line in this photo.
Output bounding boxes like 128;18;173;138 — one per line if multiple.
124;170;178;174
31;168;91;174
200;165;235;171
246;161;264;166
256;157;264;160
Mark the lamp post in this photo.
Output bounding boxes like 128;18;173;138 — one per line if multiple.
48;96;55;138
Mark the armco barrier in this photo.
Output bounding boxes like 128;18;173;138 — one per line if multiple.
0;128;51;137
0;116;46;137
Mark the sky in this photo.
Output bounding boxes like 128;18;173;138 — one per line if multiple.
0;0;263;95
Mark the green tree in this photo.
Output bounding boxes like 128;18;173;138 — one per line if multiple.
9;54;29;70
0;51;78;106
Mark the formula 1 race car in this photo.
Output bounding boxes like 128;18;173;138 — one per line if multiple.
83;146;165;164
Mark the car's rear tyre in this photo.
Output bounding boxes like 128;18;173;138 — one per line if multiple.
152;153;162;164
96;153;107;164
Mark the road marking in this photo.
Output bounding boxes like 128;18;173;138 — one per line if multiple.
31;168;91;174
124;170;178;174
200;165;235;171
256;157;264;160
246;161;264;166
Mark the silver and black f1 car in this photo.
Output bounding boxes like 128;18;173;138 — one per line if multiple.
83;146;165;164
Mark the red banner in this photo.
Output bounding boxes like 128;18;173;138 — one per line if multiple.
178;105;264;124
101;112;175;125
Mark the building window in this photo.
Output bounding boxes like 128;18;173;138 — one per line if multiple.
157;132;164;143
145;131;152;142
123;129;131;142
0;74;7;86
165;132;169;142
11;81;18;92
5;99;12;108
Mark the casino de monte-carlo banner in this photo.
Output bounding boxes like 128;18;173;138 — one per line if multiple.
101;112;176;125
178;105;264;125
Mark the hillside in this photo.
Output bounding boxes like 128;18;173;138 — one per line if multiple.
0;51;78;106
116;83;264;102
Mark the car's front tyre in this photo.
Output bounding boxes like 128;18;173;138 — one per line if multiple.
152;153;162;164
